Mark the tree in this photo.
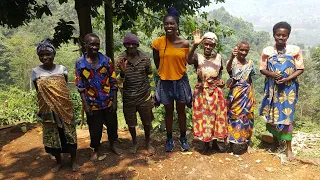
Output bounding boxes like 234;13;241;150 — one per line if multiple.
0;0;225;58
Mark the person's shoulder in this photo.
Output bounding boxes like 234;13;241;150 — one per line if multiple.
32;66;41;73
180;38;189;48
262;46;274;56
76;55;85;63
153;36;165;43
286;44;301;55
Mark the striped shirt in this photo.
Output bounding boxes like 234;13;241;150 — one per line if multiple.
115;50;154;105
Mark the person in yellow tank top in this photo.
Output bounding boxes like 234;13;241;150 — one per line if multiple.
152;8;192;152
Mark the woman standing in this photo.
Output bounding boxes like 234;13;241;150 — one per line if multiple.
152;8;192;152
226;41;255;155
32;40;79;172
260;22;304;161
188;30;228;153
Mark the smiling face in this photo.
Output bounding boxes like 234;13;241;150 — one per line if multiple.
124;43;138;55
85;36;100;56
163;16;178;36
38;50;55;67
237;43;250;60
274;28;290;46
202;39;216;56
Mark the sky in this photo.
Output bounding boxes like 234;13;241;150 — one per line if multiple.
201;0;320;46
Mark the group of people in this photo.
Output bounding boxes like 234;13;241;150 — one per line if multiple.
32;8;304;172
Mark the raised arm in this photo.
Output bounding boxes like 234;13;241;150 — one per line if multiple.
187;29;203;65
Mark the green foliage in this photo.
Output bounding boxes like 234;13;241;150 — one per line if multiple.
0;87;38;125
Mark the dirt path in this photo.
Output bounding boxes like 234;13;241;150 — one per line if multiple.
0;124;319;180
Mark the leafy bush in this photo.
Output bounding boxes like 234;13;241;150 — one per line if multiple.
0;87;84;126
0;87;38;125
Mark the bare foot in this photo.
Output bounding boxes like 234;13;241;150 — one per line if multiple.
146;144;155;155
247;146;255;154
129;143;139;154
110;145;123;156
51;163;62;173
72;162;80;172
90;152;98;161
286;149;295;161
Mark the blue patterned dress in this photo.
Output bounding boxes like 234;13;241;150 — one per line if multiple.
260;45;304;140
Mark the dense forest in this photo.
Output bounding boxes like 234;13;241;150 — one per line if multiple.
0;1;319;140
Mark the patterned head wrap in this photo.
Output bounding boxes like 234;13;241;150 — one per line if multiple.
123;33;139;46
202;32;218;44
36;40;56;55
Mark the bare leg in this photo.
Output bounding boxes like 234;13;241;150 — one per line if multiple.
176;102;186;137
144;125;154;154
286;140;295;161
70;150;79;172
128;127;139;154
164;103;174;138
271;136;280;152
51;154;62;173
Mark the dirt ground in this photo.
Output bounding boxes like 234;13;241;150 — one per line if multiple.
0;124;319;180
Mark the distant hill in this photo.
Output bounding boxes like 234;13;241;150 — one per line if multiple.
205;0;320;46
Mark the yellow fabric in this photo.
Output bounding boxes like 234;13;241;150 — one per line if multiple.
152;36;189;80
37;74;74;124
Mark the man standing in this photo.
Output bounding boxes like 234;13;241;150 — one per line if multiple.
75;33;122;161
115;33;155;154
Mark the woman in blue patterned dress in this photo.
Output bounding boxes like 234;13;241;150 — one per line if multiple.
260;22;304;161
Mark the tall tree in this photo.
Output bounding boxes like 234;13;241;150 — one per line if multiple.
0;0;225;58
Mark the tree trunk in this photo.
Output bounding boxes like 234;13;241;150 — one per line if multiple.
75;0;93;54
105;0;114;61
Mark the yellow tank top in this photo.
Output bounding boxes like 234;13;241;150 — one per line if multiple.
152;36;189;80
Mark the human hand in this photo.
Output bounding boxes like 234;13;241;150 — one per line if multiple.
192;29;203;45
109;100;118;113
119;59;128;72
83;103;92;115
231;46;238;60
276;77;288;84
272;72;283;80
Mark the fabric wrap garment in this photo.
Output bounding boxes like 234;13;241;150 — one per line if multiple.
36;74;77;149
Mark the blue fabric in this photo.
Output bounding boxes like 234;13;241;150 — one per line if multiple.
155;73;192;108
260;53;298;127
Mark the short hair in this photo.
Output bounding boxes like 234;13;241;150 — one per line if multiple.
163;7;180;25
273;21;291;35
84;33;100;44
237;41;250;48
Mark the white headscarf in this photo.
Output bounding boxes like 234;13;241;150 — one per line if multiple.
202;32;218;44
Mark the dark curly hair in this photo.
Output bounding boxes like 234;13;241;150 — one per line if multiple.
162;7;180;25
273;21;291;35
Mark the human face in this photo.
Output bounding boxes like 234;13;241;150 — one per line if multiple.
164;16;178;36
237;43;250;60
202;39;216;56
38;50;55;67
85;36;100;56
274;28;289;46
124;43;138;55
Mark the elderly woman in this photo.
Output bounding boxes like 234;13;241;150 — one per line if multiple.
32;40;79;172
187;30;228;153
260;22;304;161
226;41;255;155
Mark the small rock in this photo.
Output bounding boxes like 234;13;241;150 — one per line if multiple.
219;159;224;163
128;166;135;172
98;155;107;161
235;155;240;158
256;159;262;163
158;164;163;169
183;166;188;169
36;156;40;160
265;167;274;172
244;174;256;180
238;157;243;161
226;158;231;161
